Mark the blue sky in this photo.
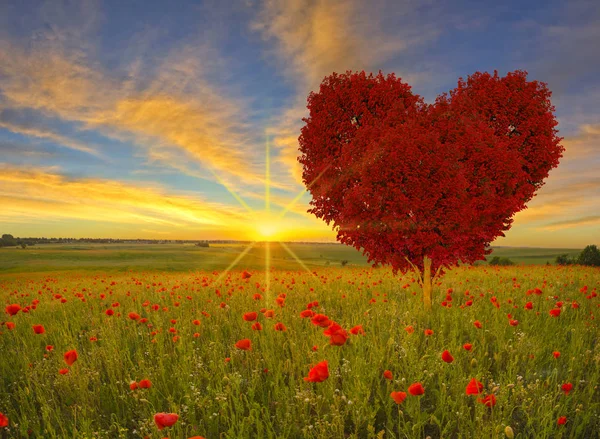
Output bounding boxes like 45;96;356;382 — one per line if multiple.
0;0;598;246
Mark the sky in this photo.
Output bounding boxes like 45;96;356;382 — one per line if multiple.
0;0;598;247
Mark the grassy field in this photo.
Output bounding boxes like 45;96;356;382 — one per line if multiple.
0;243;583;276
0;253;599;438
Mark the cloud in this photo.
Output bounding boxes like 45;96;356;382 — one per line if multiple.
0;8;270;193
0;119;104;159
539;215;600;231
0;164;250;231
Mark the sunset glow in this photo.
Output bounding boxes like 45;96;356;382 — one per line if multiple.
0;0;597;247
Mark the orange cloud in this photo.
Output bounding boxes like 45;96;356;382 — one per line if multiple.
0;164;249;230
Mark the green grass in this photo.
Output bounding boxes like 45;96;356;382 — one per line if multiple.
1;263;599;438
0;243;583;276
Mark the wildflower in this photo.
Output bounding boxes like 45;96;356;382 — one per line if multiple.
557;416;567;426
561;383;573;395
478;394;497;407
5;304;21;316
304;361;329;383
390;391;407;404
311;314;331;327
235;339;251;351
139;379;152;389
549;308;561;317
243;312;258;322
32;325;45;334
64;350;78;366
383;370;393;380
349;325;365;335
466;378;484;395
474;320;482;329
154;413;179;430
424;329;434;336
441;350;454;363
463;343;473;351
408;382;425;396
0;412;8;427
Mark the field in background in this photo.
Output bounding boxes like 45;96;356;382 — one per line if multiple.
0;243;583;275
1;264;598;438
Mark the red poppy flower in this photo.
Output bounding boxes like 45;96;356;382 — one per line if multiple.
263;310;274;318
253;293;263;300
553;351;560;359
463;343;473;351
252;322;263;331
466;378;484;395
383;370;393;380
390;391;407;404
241;270;252;279
408;382;424;396
32;325;45;334
299;309;314;318
509;319;519;326
235;339;251;351
154;413;179;430
192;319;201;325
349;325;365;335
64;350;78;366
128;312;141;320
89;337;97;342
474;320;482;329
274;322;287;331
0;412;8;427
243;312;258;322
59;368;69;375
405;325;414;334
561;383;573;395
46;345;54;351
5;322;15;330
424;329;434;336
5;304;21;316
557;416;567;426
304;360;329;383
130;381;138;390
311;345;318;351
525;302;533;310
139;379;152;389
478;394;497;407
441;350;454;363
193;332;200;338
549;308;561;317
311;314;331;327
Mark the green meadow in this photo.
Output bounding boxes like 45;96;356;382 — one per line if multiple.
0;243;583;275
1;244;598;438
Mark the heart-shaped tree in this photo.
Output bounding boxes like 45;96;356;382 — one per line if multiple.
298;70;563;309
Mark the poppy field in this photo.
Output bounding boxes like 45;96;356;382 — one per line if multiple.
1;264;599;439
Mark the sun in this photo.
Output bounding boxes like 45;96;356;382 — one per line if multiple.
253;217;282;241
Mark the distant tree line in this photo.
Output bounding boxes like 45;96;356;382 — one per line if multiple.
0;234;216;248
556;245;600;267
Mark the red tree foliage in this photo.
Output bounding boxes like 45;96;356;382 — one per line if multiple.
298;70;563;308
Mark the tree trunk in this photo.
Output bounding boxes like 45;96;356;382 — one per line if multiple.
422;256;432;310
